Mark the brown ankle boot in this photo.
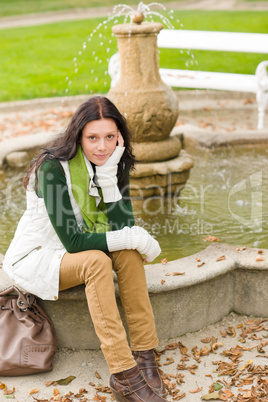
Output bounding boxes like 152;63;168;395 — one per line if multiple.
132;349;167;397
109;365;167;401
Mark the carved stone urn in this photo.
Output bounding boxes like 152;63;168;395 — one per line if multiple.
107;17;193;198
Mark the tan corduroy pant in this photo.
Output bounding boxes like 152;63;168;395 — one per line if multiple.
59;249;159;374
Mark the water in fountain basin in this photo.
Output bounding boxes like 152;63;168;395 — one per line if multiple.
1;145;268;261
135;145;268;263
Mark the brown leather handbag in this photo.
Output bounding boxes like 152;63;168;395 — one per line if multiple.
0;286;57;376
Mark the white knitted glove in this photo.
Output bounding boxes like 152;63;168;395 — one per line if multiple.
106;226;161;262
95;146;125;203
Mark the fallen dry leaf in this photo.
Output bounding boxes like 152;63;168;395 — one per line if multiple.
203;235;221;242
29;389;39;395
161;258;168;265
161;279;166;285
165;342;178;350
222;346;243;363
4;387;15;396
95;371;102;379
190;386;203;393
164;357;174;366
201;391;221;400
94;386;111;394
172;391;186;400
53;388;60;396
172;272;185;276
226;326;236;337
256;256;264;261
0;383;7;392
200;346;210;356
93;394;107;401
243;390;252;398
201;337;212;343
45;381;57;387
216;255;226;262
178;342;188;355
56;376;76;386
244;319;256;325
197;262;205;267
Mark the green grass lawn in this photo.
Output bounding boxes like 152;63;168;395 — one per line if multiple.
0;10;268;102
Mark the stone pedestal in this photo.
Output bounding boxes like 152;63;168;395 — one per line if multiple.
130;149;193;198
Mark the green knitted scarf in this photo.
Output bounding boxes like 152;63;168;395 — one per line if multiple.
68;145;110;233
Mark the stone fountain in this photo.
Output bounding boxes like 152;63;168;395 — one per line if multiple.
107;11;194;198
0;7;267;354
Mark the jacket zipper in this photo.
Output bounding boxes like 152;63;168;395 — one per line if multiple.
12;246;42;266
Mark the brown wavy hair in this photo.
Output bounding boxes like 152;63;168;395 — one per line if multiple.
24;96;135;191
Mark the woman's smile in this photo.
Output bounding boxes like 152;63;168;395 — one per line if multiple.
95;154;109;160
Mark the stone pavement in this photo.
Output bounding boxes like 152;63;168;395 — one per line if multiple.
1;313;268;401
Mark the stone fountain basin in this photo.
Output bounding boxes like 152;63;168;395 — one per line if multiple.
1;92;267;348
1;242;267;349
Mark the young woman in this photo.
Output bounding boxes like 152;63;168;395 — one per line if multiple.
3;96;167;401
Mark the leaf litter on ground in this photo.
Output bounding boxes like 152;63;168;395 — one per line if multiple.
2;315;268;401
155;315;268;401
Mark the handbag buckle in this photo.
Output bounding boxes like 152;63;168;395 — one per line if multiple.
18;300;28;311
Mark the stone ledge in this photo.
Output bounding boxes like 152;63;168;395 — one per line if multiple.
1;243;267;349
0;132;58;168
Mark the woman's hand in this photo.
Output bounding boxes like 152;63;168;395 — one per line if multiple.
99;132;125;168
106;226;162;263
117;131;124;148
130;226;161;262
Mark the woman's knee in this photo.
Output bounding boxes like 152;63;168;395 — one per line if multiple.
118;249;143;261
60;250;112;290
81;249;113;279
111;249;144;271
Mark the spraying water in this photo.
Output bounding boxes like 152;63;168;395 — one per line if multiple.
62;1;185;102
111;2;175;28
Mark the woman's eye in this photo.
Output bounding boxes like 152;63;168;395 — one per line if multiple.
107;135;114;139
88;136;96;140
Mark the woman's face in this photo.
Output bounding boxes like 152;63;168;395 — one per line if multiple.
81;118;119;166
